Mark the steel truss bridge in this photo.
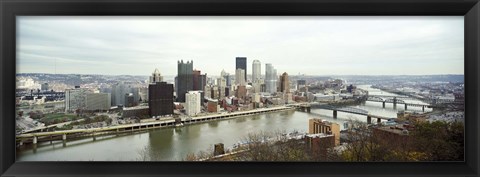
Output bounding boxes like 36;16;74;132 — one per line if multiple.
367;94;455;105
366;95;431;111
291;103;394;124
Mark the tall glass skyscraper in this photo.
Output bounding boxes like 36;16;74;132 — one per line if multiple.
235;57;247;81
177;60;193;102
265;63;277;93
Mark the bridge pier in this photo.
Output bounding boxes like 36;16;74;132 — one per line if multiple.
367;116;372;124
62;134;67;141
405;104;408;110
382;102;385;108
32;136;37;144
333;110;337;119
306;107;311;113
422;106;425;112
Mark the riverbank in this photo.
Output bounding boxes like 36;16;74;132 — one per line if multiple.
16;106;295;146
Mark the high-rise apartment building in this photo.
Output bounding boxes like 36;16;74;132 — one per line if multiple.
252;60;261;83
149;82;174;117
235;57;247;81
177;60;194;102
185;91;202;116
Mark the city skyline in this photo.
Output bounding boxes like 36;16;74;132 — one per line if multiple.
17;16;464;76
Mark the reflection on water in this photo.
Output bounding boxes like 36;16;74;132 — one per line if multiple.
17;85;431;161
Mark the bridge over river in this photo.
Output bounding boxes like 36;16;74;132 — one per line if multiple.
290;103;394;124
366;95;431;111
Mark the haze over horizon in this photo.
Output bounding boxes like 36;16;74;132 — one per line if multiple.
17;16;464;76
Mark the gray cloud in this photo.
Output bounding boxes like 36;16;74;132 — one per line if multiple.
17;16;464;76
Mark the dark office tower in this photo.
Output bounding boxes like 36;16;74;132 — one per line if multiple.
236;57;247;81
193;70;207;99
177;60;194;102
124;93;135;107
193;70;201;90
200;74;207;99
297;79;306;89
149;82;174;117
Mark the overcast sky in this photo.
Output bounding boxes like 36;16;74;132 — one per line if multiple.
17;16;464;76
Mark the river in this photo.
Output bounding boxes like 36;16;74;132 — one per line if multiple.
16;85;432;161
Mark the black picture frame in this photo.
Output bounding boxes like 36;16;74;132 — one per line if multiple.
1;0;479;176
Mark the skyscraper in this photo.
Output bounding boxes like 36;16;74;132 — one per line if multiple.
235;57;247;81
177;60;194;102
86;92;111;111
252;60;261;83
149;82;174;117
111;82;127;106
221;69;231;87
185;91;202;116
193;70;201;90
149;68;163;83
235;68;246;86
193;70;207;100
65;87;89;112
193;70;207;91
265;63;277;93
280;72;290;93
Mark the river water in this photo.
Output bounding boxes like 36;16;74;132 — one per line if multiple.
16;85;431;161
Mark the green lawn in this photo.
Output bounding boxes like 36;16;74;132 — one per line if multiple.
40;113;79;125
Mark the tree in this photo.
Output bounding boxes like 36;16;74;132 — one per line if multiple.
411;121;464;161
106;118;113;125
84;117;92;124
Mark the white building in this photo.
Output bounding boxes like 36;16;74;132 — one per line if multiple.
235;68;246;86
65;88;89;112
252;93;261;103
16;77;40;90
185;91;202;116
86;93;111;111
252;60;261;83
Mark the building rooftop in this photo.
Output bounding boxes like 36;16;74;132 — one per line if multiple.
375;125;409;136
306;133;334;139
123;105;149;111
